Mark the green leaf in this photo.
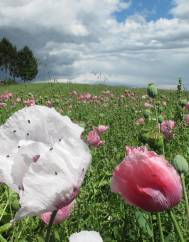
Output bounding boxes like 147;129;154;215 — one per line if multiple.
0;223;12;234
135;211;153;237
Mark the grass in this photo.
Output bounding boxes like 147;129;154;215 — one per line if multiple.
0;82;189;242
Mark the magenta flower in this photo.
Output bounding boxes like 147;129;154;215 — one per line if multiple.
40;200;74;224
185;102;189;110
160;120;176;139
111;146;182;212
87;130;104;147
23;98;35;107
96;125;109;134
0;92;13;101
79;93;92;102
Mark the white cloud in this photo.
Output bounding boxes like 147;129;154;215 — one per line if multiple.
0;0;189;88
171;0;189;19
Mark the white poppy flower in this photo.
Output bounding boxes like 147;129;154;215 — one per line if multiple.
69;231;103;242
0;105;91;221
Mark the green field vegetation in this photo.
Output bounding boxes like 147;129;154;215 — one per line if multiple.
0;83;189;242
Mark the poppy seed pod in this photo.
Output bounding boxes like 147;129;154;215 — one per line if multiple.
158;115;164;124
147;83;158;98
172;155;188;174
143;109;151;119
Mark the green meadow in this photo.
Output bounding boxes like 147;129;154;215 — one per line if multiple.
0;83;189;242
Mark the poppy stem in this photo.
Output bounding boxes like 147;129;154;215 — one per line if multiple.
181;174;189;225
154;100;165;155
157;213;165;242
45;210;58;242
150;213;155;242
168;210;185;242
154;100;159;128
0;193;9;222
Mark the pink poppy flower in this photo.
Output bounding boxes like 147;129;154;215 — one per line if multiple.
185;102;189;110
0;92;13;101
40;200;74;224
160;120;176;139
96;125;109;134
79;93;92;101
111;146;182;212
23;98;35;107
185;114;189;125
87;130;104;147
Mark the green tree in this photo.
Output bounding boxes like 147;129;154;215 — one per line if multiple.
0;38;16;76
9;46;18;80
16;46;38;82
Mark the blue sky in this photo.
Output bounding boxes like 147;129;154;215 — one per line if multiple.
114;0;172;22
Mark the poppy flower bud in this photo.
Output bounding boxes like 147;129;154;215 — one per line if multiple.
143;109;151;119
147;83;158;98
158;115;164;124
172;155;188;174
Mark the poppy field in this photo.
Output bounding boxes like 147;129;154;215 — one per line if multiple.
0;82;189;242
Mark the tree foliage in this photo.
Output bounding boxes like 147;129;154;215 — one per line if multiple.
16;46;38;82
0;37;38;82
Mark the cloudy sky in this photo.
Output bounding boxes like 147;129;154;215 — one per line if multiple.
0;0;189;88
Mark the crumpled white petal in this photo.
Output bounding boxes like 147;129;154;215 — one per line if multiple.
0;106;91;220
69;231;103;242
